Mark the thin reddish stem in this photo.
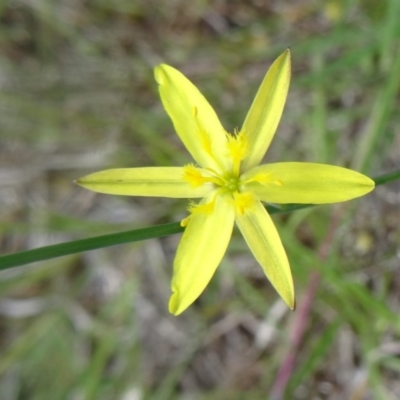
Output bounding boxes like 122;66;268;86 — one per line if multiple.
270;206;344;399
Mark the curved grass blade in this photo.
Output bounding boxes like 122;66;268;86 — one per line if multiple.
0;222;184;271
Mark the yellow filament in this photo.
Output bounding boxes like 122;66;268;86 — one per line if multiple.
183;164;208;187
182;194;218;228
244;172;282;186
233;192;256;215
183;164;224;187
226;131;249;175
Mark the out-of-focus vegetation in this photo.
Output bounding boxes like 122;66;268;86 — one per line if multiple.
0;0;399;399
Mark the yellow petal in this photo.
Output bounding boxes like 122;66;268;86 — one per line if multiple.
243;162;375;204
155;64;230;172
241;50;291;171
169;194;235;315
76;167;211;198
235;199;295;309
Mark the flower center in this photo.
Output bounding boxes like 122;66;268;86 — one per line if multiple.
224;176;240;193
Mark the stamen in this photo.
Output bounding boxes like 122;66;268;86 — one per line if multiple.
233;192;256;215
183;164;208;187
188;199;215;215
182;198;216;225
183;164;224;187
226;131;249;175
244;172;282;186
226;132;249;161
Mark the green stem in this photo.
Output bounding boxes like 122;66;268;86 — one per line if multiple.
0;223;183;271
373;169;400;186
0;169;399;271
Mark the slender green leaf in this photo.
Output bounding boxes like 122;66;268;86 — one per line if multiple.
0;222;184;271
352;49;400;172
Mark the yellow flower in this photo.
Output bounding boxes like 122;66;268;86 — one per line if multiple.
77;50;374;315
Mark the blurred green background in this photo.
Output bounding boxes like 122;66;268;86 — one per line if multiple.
1;0;400;399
